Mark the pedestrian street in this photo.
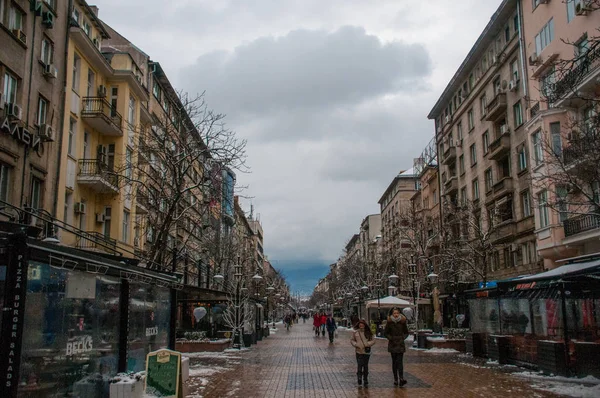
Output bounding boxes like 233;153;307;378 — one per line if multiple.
188;322;566;398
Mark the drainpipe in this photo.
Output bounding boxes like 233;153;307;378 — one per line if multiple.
20;7;39;207
52;0;73;218
516;0;529;98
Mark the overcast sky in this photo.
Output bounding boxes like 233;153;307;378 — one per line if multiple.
94;0;500;292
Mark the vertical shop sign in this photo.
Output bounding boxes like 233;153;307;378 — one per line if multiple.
0;233;29;396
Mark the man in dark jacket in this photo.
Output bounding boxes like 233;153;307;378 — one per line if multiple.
384;307;409;387
325;314;337;343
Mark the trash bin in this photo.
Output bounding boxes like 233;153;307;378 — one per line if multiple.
417;332;430;349
243;333;252;347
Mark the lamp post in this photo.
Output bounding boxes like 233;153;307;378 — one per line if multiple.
408;260;419;330
427;268;441;333
234;263;244;349
252;272;263;339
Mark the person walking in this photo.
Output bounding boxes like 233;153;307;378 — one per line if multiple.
384;307;409;387
313;312;321;336
325;314;337;343
320;312;327;337
350;319;375;387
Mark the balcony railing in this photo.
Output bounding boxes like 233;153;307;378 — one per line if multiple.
551;42;600;103
563;134;597;167
77;159;119;192
563;213;600;238
442;146;457;165
530;102;540;119
76;231;118;254
486;92;507;121
488;132;511;160
81;97;123;135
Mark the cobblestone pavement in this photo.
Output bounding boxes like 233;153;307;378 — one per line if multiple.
187;322;562;398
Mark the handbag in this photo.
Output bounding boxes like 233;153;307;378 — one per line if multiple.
358;332;372;354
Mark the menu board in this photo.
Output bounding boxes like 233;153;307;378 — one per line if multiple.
145;349;181;397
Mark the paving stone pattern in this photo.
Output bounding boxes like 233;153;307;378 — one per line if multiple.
191;322;561;398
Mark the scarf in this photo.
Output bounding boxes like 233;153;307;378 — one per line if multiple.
390;315;402;323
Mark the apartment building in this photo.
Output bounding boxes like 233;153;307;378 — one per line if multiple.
1;0;67;223
359;213;382;266
521;0;600;267
249;215;265;267
428;0;541;281
378;168;418;275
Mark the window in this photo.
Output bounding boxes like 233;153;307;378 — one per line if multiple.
538;190;550;228
41;37;54;65
457;122;463;142
576;37;590;64
480;94;487;117
514;14;519;34
510;59;519;82
556;186;569;223
0;163;10;202
104;207;112;238
86;69;95;97
540;68;555;99
485;168;494;192
470;144;477;166
583;106;596;134
493;77;502;96
152;81;161;100
467;109;474;131
72;7;80;24
517;144;528;172
550;122;562;157
8;3;24;30
110;87;118;117
535;18;554;54
513;101;523;127
433;189;438;205
82;19;91;37
505;26;510;42
37;97;48;126
469;73;474;91
125;148;133;180
128;96;136;142
72;54;81;92
533;0;543;9
31;178;42;210
460;187;467;205
521;190;532;217
3;72;18;104
472;179;480;200
532;130;543;165
567;0;582;22
123;210;130;243
482;54;488;70
68;118;76;156
483;131;490;154
459;155;465;175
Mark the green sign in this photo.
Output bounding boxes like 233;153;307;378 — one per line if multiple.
145;349;181;397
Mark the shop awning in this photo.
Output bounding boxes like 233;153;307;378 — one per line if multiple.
366;296;413;309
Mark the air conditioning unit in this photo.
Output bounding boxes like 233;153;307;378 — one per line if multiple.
96;213;106;223
508;80;517;92
42;11;54;28
6;103;23;120
576;1;593;15
74;202;86;214
97;85;107;97
44;64;58;79
38;124;55;141
500;125;510;135
528;53;539;66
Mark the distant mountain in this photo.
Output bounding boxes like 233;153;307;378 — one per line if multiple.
278;262;330;293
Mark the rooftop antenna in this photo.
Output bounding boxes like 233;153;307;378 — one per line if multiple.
249;203;254;220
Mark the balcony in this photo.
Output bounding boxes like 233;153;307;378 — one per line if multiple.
81;97;123;136
485;92;507;121
488;132;511;160
516;216;535;235
69;26;113;76
563;213;600;238
552;42;600;106
491;221;516;243
442;146;457;165
77;159;120;193
492;177;513;198
76;231;118;255
135;190;149;214
443;176;458;195
563;135;596;170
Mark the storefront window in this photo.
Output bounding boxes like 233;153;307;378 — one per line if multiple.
19;261;121;397
468;299;500;334
127;283;170;372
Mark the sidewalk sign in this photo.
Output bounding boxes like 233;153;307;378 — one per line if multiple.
145;349;182;397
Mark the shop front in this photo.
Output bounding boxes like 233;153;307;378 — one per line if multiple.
466;257;600;375
0;228;179;397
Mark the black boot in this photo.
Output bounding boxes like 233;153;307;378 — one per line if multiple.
363;376;369;387
399;378;407;387
357;377;362;386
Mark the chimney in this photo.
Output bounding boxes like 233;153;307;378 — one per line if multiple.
89;5;99;16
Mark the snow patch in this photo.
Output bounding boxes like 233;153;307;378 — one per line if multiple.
532;382;600;398
514;371;600;385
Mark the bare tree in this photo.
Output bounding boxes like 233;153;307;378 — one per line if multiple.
222;280;254;348
116;92;247;271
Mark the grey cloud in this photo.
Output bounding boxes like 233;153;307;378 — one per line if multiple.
180;26;431;115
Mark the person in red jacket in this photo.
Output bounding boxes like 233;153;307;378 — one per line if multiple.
320;313;327;336
313;313;321;336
